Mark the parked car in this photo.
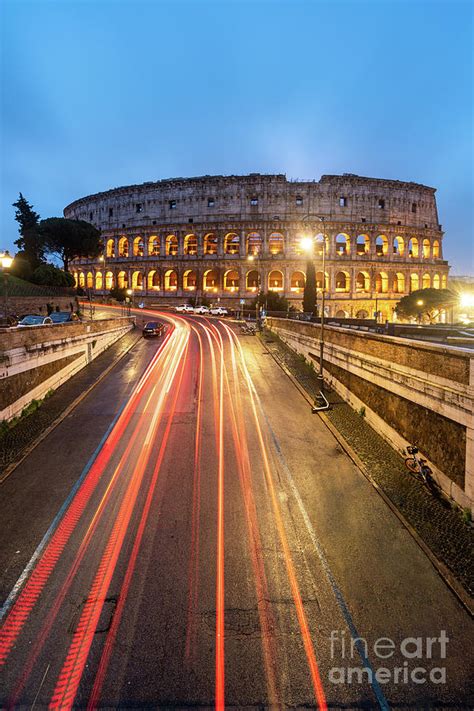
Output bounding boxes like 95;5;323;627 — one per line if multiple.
175;304;194;313
49;311;79;324
142;321;165;338
17;315;53;327
194;305;210;315
210;307;228;316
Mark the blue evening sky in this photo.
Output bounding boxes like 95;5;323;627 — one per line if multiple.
1;0;472;274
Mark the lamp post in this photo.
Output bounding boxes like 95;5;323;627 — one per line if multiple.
126;287;133;316
247;250;262;326
300;216;326;385
1;251;14;323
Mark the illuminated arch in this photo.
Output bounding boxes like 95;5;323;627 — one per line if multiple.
118;237;129;257
433;273;440;289
375;272;388;293
290;271;305;293
105;271;114;290
356;234;370;255
95;271;103;290
147;270;160;290
183;269;197;291
408;238;418;258
72;272;78;287
336;310;349;318
203;269;219;291
422;239;430;258
148;235;160;255
441;275;447;289
184;234;197;256
375;234;388;256
224;232;240;255
268;232;284;255
393;272;405;293
223;269;239;292
268;270;284;292
316;271;329;290
133;236;144;257
166;235;178;256
246;270;260;292
132;271;143;289
393;236;405;256
106;238;115;257
410;273;419;292
335;271;350;292
86;271;93;289
433;240;440;259
164;269;178;291
79;272;85;288
355;271;370;292
422;273;431;289
246;232;262;256
117;271;128;289
356;309;369;319
204;233;218;255
335;233;350;256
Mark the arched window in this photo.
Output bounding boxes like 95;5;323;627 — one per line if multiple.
375;235;388;256
224;232;240;255
335;233;350;256
268;270;284;292
105;271;114;290
433;273;440;289
408;238;418;258
184;234;197;256
375;272;388;293
95;271;103;290
246;270;260;292
268;232;284;255
133;236;144;257
441;275;447;289
410;273;419;292
166;235;178;256
422;273;431;289
203;269;219;291
106;239;115;258
86;272;93;289
356;234;370;255
393;272;405;293
183;269;197;290
147;270;160;290
356;309;369;319
336;310;349;318
433;240;440;259
118;237;129;257
316;271;328;290
355;271;369;292
204;233;218;255
72;272;78;287
335;271;350;292
246;232;262;256
164;269;178;291
79;272;85;288
148;236;160;256
132;271;143;289
117;271;128;289
223;270;239;291
393;236;405;256
290;271;305;293
423;239;430;258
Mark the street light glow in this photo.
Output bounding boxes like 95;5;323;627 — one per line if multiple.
1;252;13;270
460;292;474;308
300;236;313;253
417;299;424;306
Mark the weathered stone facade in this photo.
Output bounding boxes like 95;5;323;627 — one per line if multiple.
66;173;449;319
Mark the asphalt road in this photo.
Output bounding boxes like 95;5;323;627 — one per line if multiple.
0;309;473;709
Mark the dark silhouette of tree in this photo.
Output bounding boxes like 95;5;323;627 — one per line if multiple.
303;259;317;314
395;288;457;323
13;193;44;269
40;218;101;272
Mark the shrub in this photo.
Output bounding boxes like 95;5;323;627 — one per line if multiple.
31;264;75;287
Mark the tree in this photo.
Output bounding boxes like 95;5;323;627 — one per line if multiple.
251;291;289;312
31;264;75;287
40;218;101;272
9;251;33;281
109;287;127;302
395;288;457;324
303;260;317;314
13;193;44;269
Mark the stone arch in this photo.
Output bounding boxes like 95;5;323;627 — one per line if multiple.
356;234;370;255
335;271;350;292
223;269;239;291
336;309;349;318
118;237;129;257
316;271;328;290
422;239;431;258
375;234;388;256
164;269;178;291
375;272;388;293
79;272;85;288
410;273;419;292
268;270;284;292
224;232;240;255
95;271;103;290
147;270;160;290
72;272;78;287
183;269;197;291
132;270;143;289
433;273;440;289
335;233;350;256
268;232;284;255
166;234;178;256
117;271;128;289
86;271;93;289
433;240;440;259
105;271;114;290
133;236;144;257
356;309;369;319
408;238;419;258
393;272;405;293
393;236;405;256
246;232;262;256
203;269;219;291
184;234;198;256
290;271;305;293
441;274;447;289
106;238;115;258
246;269;260;292
148;235;160;255
204;233;218;255
355;271;370;292
422;272;431;289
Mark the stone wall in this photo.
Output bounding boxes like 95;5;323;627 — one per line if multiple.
3;296;79;319
266;317;474;510
0;317;134;421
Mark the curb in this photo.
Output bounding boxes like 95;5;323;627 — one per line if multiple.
259;335;474;618
0;333;142;486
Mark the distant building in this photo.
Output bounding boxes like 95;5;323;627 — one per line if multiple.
66;173;449;320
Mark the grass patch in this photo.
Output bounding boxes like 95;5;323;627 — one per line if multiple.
0;388;55;440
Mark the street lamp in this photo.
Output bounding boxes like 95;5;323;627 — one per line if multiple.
1;251;14;323
247;250;262;326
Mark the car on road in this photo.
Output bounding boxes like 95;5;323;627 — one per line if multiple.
17;315;53;327
210;307;228;316
142;321;165;338
175;304;194;313
194;305;210;315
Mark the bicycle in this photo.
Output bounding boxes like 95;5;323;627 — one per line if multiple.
404;445;437;492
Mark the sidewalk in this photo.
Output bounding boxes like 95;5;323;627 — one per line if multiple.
0;329;141;480
261;328;474;600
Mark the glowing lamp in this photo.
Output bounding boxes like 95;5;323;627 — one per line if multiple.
460;293;474;308
1;252;13;269
300;236;313;253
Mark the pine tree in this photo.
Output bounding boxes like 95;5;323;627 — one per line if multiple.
12;193;44;269
303;259;317;314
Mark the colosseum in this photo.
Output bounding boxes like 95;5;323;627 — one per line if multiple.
66;173;449;321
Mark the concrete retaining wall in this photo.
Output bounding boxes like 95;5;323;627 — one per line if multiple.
266;317;474;510
0;317;134;421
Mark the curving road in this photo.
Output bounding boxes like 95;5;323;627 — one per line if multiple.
0;310;472;709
